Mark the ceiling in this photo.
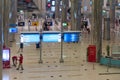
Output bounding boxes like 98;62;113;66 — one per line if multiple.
17;0;39;12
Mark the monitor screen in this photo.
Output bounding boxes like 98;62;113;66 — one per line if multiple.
63;32;80;42
42;33;61;42
9;28;18;33
2;49;10;61
20;33;40;43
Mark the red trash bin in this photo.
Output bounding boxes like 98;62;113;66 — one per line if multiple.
87;45;96;62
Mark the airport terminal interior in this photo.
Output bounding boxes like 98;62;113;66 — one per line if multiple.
1;0;120;80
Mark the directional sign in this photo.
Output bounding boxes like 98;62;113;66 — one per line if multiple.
9;28;18;33
18;22;25;26
63;31;81;42
32;21;39;26
9;24;17;27
20;31;40;43
42;31;61;42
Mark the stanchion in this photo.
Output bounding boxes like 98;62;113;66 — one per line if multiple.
60;33;64;63
106;56;111;72
93;63;95;70
39;33;43;63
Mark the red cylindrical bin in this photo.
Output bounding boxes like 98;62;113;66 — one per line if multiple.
87;45;96;62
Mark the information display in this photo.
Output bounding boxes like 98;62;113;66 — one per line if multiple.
9;27;18;33
42;31;61;42
9;24;17;27
3;48;10;68
32;21;39;26
63;31;80;42
18;22;25;26
20;32;40;43
2;49;10;61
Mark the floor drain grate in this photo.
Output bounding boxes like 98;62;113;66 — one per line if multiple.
59;75;62;77
14;77;17;79
50;76;54;77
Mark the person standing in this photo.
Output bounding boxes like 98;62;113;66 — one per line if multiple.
16;54;24;70
17;43;23;53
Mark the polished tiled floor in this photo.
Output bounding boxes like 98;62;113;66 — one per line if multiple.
3;19;120;80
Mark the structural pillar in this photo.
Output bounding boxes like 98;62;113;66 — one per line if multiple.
34;0;46;14
103;17;110;40
61;0;68;30
92;0;103;62
55;0;60;19
76;0;82;30
9;0;17;43
70;0;81;30
3;0;10;47
0;0;4;80
109;0;115;29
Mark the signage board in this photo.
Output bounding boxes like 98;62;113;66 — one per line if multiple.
9;27;18;33
3;48;10;68
20;31;40;43
3;49;10;61
32;21;39;26
63;31;81;42
18;22;25;26
42;31;61;42
9;24;17;27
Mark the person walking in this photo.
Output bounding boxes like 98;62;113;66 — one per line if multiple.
16;54;24;70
